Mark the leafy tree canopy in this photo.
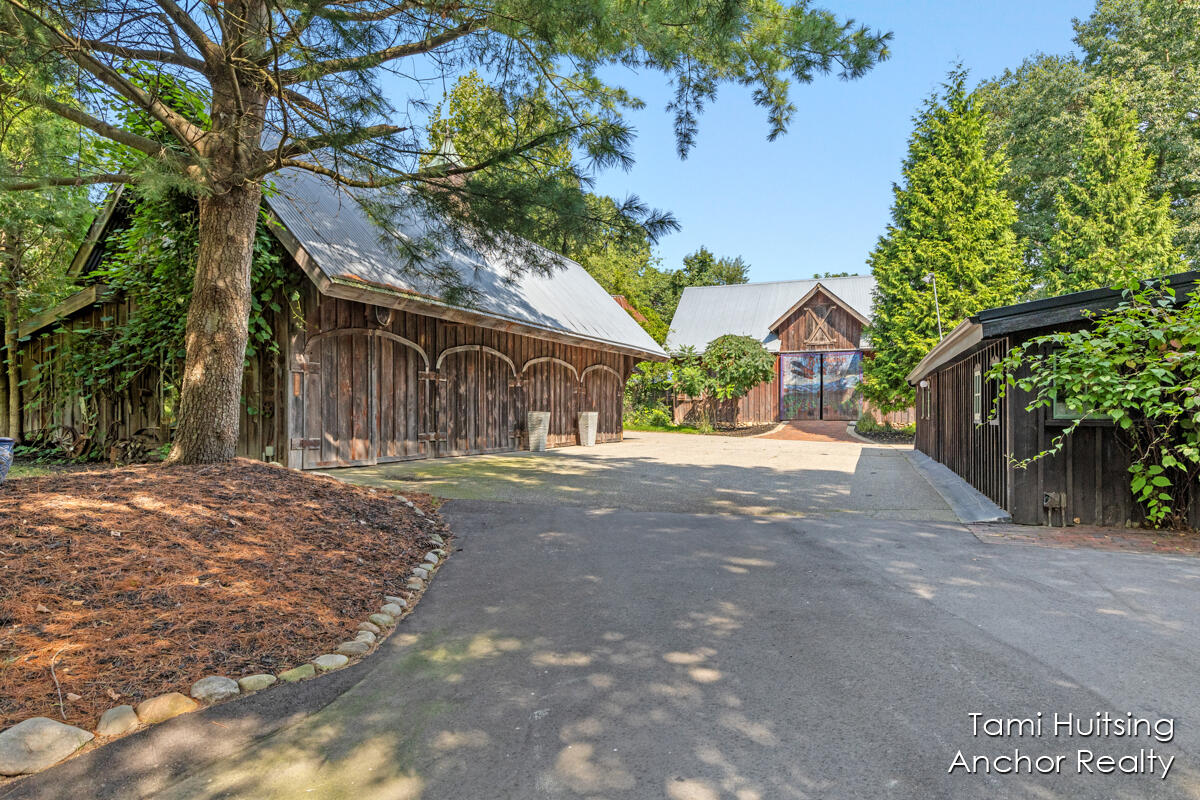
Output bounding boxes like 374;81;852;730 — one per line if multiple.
651;246;751;324
428;72;675;341
0;73;94;312
977;54;1092;274
701;334;775;401
981;0;1200;269
1074;0;1200;261
0;69;95;438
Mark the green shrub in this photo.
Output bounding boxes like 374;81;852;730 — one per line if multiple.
855;412;882;434
625;406;673;427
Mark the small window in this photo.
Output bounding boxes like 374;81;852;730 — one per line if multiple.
972;367;982;424
1051;393;1106;421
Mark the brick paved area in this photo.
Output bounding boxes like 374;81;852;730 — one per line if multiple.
757;420;860;443
969;522;1200;557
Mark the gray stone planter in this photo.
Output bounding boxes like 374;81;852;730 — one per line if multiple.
578;411;598;447
527;411;550;452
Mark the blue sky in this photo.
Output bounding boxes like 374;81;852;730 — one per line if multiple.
588;0;1096;283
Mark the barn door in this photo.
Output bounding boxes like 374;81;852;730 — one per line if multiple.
375;334;428;463
302;330;375;468
581;365;623;443
820;351;863;421
437;346;517;456
301;329;429;468
522;358;581;447
780;353;821;420
779;351;863;421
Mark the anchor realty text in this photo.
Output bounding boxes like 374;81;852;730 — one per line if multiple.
949;712;1176;779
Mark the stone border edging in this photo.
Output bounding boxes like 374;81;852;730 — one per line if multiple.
844;423;914;447
0;495;447;780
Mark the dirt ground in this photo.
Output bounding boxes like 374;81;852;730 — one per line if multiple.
0;459;446;730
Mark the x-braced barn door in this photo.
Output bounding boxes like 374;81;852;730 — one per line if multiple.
779;351;863;421
300;329;431;468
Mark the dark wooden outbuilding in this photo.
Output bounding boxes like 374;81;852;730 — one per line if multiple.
908;272;1199;527
14;169;665;467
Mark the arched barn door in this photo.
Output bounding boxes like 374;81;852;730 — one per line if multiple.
376;333;428;463
301;329;429;468
523;357;581;448
436;345;518;456
581;364;623;444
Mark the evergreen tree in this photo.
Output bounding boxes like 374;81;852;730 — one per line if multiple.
1042;83;1179;294
977;54;1092;276
864;70;1028;411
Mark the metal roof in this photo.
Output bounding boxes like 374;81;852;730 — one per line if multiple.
265;168;666;359
665;275;876;353
905;270;1199;383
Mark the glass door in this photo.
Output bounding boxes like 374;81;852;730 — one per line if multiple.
780;353;821;420
820;351;863;420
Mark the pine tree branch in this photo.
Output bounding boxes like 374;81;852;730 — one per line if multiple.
1;173;135;191
150;0;224;70
268;127;578;185
78;38;207;72
2;0;209;152
277;16;485;85
0;80;184;163
323;1;420;24
270;123;408;161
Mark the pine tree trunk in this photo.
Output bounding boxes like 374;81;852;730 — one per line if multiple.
1;236;20;442
3;282;19;442
0;334;8;438
166;183;261;463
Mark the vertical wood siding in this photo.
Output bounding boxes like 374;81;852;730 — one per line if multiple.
911;332;1200;527
775;289;863;352
286;290;631;466
19;282;637;469
918;338;1009;509
18;292;287;461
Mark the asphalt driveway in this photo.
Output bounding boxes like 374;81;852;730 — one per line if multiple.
338;431;957;521
9;434;1200;799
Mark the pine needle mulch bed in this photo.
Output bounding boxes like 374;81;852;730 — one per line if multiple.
0;459;447;732
710;423;779;438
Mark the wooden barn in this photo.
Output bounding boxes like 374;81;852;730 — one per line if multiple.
907;272;1198;527
666;275;911;426
13;168;666;468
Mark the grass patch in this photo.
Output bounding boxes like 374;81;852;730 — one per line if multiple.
6;463;55;479
623;423;704;434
